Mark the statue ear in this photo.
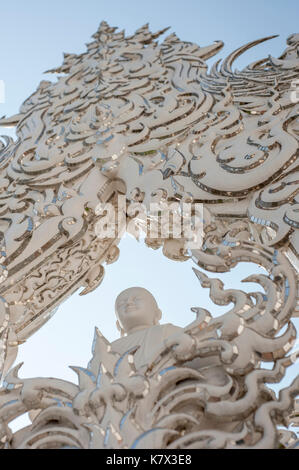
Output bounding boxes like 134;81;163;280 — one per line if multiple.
155;309;162;324
116;320;125;337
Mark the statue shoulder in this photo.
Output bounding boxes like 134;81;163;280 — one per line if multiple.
159;323;183;338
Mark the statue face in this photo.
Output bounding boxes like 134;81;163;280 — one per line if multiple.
115;287;161;333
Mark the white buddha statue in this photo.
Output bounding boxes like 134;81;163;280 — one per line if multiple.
111;287;190;370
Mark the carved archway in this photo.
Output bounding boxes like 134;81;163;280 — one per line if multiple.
0;22;298;448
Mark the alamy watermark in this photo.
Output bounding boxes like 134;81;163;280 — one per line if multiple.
290;79;299;104
94;195;204;250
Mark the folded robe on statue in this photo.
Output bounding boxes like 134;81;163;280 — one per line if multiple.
111;323;182;370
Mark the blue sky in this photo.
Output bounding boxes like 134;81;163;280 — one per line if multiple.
0;0;298;430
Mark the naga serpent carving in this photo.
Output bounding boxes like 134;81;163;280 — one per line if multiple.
0;22;298;449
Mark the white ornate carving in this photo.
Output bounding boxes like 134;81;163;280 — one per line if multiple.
0;21;297;448
0;270;298;449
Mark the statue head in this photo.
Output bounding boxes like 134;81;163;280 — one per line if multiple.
115;287;162;336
